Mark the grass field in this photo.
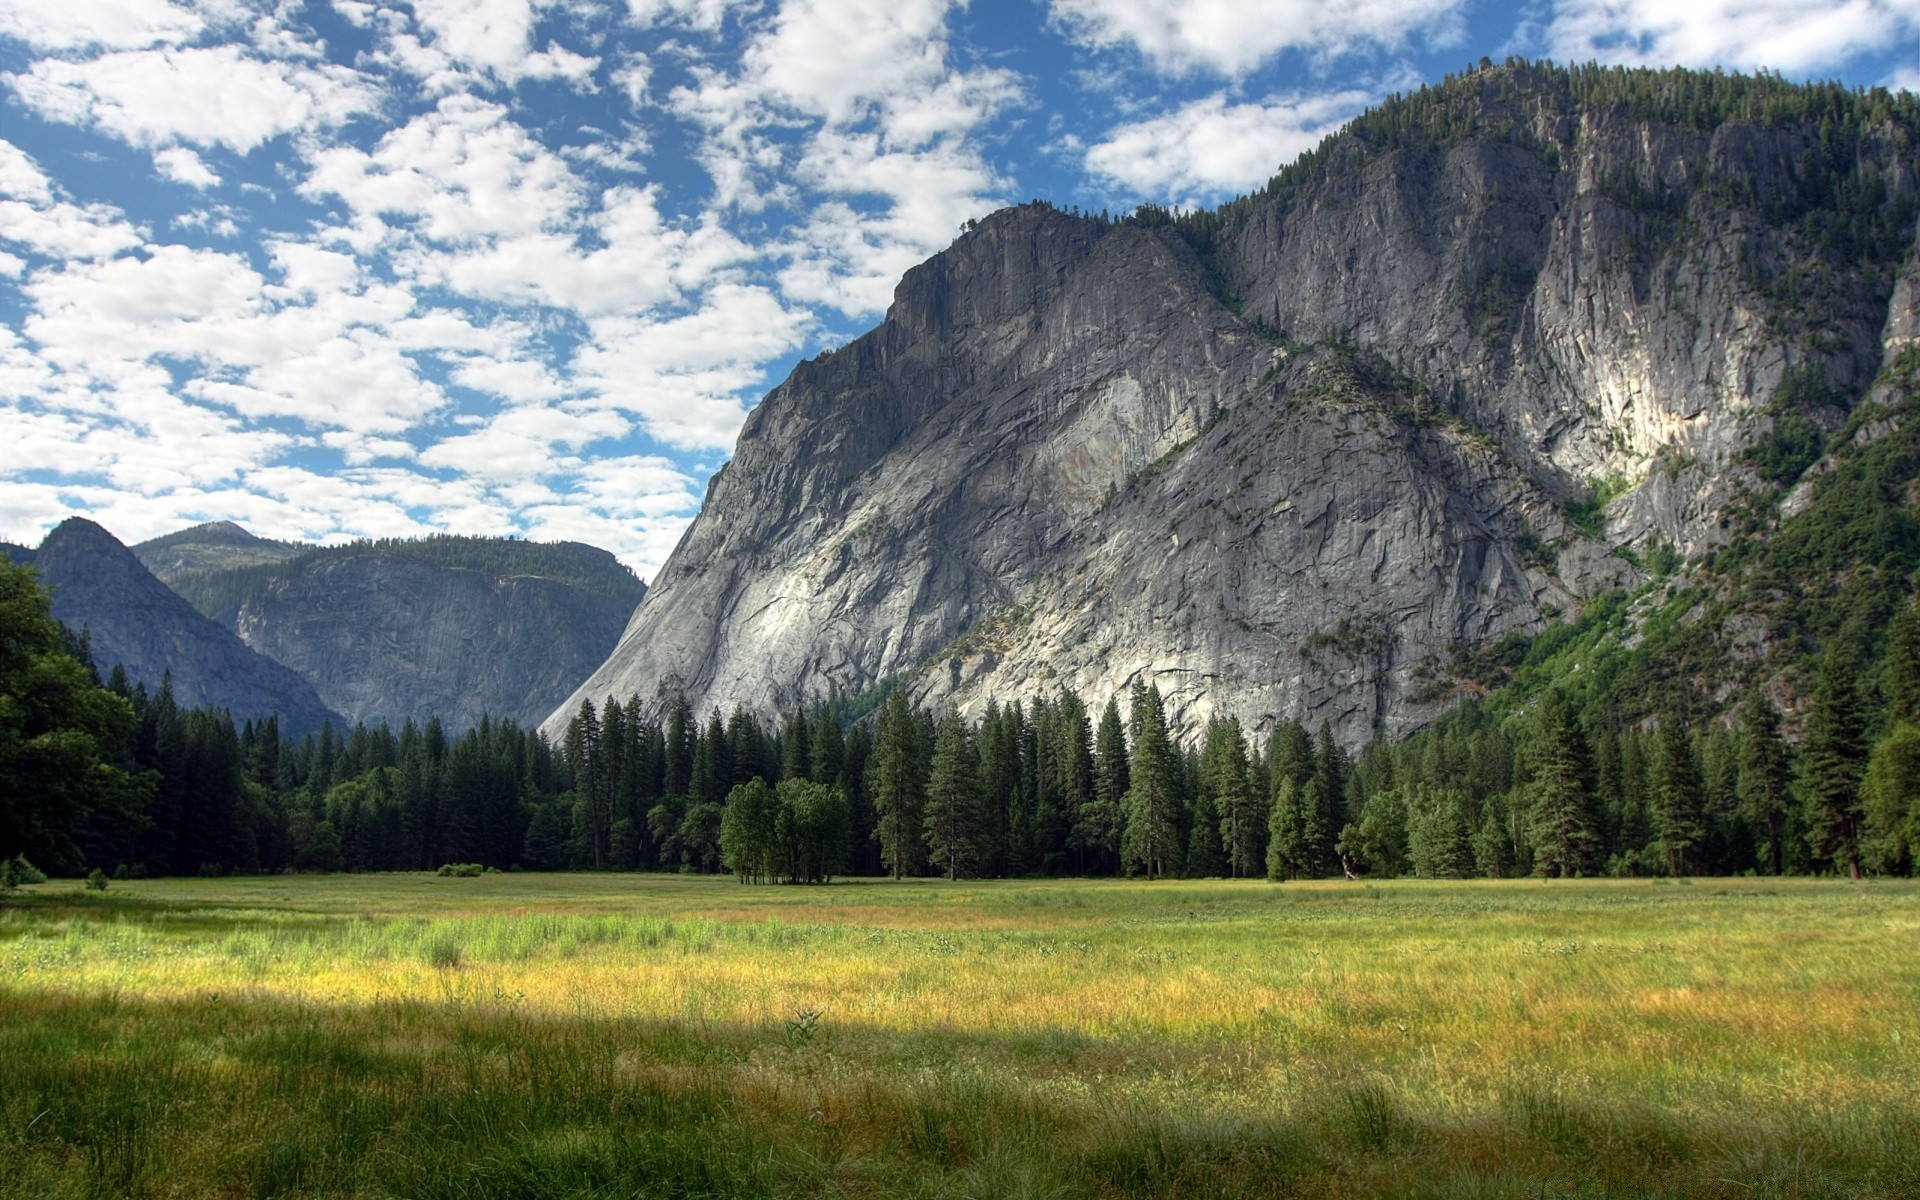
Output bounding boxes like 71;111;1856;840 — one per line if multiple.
2;874;1916;1198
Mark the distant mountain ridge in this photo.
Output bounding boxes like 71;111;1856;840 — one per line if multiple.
135;525;646;733
134;521;305;583
12;519;339;733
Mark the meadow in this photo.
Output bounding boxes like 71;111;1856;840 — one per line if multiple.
1;873;1916;1198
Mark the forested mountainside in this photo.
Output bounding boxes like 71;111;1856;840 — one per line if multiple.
133;521;305;582
144;530;647;733
551;62;1920;749
4;520;338;734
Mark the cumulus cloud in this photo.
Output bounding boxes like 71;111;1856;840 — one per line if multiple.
1047;0;1466;76
8;45;382;153
669;0;1015;316
1085;89;1369;200
1546;0;1920;74
153;145;220;188
0;0;210;51
377;0;601;91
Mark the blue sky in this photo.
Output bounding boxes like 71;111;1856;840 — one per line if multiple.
2;0;1917;576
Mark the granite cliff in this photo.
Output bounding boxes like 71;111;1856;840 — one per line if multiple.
150;532;645;733
550;64;1920;745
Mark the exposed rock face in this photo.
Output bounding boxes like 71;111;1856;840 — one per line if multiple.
213;542;644;732
550;67;1920;746
134;522;305;585
19;519;338;733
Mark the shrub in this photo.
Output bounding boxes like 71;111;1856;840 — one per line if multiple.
85;869;109;892
436;863;485;877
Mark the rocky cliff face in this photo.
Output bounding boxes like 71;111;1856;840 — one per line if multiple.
549;66;1920;746
172;538;646;733
18;519;339;733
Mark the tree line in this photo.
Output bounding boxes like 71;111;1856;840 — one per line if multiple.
4;553;1917;883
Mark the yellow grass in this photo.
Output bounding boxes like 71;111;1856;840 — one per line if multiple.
3;873;1917;1197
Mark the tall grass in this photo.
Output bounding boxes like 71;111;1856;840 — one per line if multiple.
1;874;1916;1197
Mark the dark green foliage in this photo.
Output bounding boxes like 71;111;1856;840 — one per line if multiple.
1530;690;1600;878
924;712;984;880
870;691;928;879
1862;721;1920;874
0;559;144;873
1120;683;1181;879
1650;711;1706;876
1802;651;1869;877
1736;688;1796;876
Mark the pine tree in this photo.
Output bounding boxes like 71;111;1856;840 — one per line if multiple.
664;696;694;796
1266;776;1313;880
869;691;927;878
1407;785;1474;878
1185;779;1225;877
1802;651;1868;878
809;706;844;787
924;712;983;880
1121;683;1180;879
1862;721;1920;874
1529;689;1599;877
1736;687;1794;876
1204;717;1261;877
1087;698;1129;872
1052;690;1096;874
1650;711;1705;876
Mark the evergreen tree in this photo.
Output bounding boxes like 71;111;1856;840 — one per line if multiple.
1185;778;1225;877
1087;698;1129;872
1204;717;1262;877
924;712;983;880
1266;776;1313;880
1529;689;1599;877
1803;651;1869;877
1650;710;1706;876
1862;721;1920;874
1121;683;1180;879
809;706;844;787
1407;785;1474;878
1052;690;1096;874
664;696;694;796
780;710;812;784
869;691;927;878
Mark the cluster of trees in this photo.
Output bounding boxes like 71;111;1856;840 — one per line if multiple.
7;545;1920;883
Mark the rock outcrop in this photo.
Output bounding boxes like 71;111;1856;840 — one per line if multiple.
15;519;339;733
163;537;645;732
548;66;1920;745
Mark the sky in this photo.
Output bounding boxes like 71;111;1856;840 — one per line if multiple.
2;0;1918;578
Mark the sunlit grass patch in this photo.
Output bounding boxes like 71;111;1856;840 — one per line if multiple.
1;873;1916;1197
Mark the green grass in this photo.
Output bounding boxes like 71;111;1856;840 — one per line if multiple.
2;874;1917;1197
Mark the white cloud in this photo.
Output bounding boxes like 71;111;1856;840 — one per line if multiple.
381;0;600;90
300;94;581;243
669;0;1015;315
0;0;211;51
1047;0;1466;76
574;282;809;448
153;145;220;188
1547;0;1920;74
625;0;742;32
8;45;381;153
1085;89;1369;200
0;140;57;204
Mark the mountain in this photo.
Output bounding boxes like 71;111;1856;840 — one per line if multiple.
14;518;339;733
548;63;1920;747
133;521;306;583
152;535;646;733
